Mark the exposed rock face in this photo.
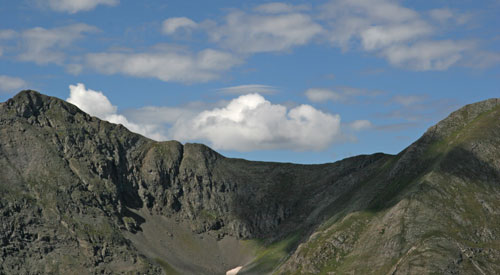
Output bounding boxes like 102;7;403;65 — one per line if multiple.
1;90;500;274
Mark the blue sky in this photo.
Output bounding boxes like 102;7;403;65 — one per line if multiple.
0;0;499;163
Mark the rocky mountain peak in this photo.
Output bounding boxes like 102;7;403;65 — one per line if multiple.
388;98;500;178
425;98;500;141
2;90;82;120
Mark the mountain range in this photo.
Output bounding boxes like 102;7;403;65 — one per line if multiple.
1;90;500;274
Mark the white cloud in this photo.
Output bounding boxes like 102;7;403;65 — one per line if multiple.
305;88;343;102
217;84;278;95
322;0;420;49
382;40;474;70
171;93;341;151
208;10;323;53
360;21;432;50
19;24;98;65
162;17;198;35
47;0;119;13
321;0;475;71
66;83;164;140
66;83;116;118
253;2;310;14
322;0;419;25
64;86;361;152
349;120;373;131
0;75;27;93
86;48;242;83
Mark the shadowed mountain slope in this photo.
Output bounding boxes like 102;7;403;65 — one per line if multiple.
0;91;499;274
277;98;500;274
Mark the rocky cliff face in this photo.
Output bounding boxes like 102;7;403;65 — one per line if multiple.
1;90;500;274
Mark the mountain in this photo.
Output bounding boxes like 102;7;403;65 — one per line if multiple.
0;90;499;274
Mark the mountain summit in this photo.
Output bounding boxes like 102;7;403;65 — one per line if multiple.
1;90;500;274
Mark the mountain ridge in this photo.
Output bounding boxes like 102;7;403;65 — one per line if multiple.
1;90;500;274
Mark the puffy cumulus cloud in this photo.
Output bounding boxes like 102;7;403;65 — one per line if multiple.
19;24;98;65
217;84;278;95
66;83;165;140
66;83;116;118
171;93;341;151
86;48;242;83
0;75;27;93
382;40;474;70
321;0;474;71
348;120;373;131
162;17;198;35
208;9;323;53
47;0;119;13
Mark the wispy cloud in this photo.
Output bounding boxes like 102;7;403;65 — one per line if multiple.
378;97;459;122
375;122;420;131
390;94;427;106
217;84;278;95
428;8;471;25
0;75;27;94
206;7;323;53
19;24;98;65
253;2;311;14
320;0;478;70
86;48;242;83
305;87;385;103
0;30;17;40
305;88;343;102
162;17;198;35
348;120;373;131
463;51;500;69
381;40;474;71
46;0;119;13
